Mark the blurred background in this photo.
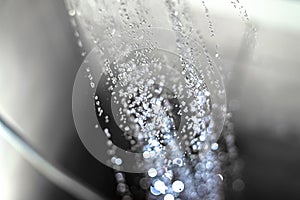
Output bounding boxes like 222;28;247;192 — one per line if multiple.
0;0;300;199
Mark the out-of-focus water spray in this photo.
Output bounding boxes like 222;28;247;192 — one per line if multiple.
67;0;255;199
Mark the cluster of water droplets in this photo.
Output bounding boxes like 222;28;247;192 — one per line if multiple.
66;0;253;199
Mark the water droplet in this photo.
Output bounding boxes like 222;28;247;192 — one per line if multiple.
115;158;123;165
117;183;127;193
150;186;161;195
211;142;219;150
77;40;83;48
172;180;184;193
217;174;224;181
164;194;174;200
68;9;76;17
154;180;167;194
147;168;157;177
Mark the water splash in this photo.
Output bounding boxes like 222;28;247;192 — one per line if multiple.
67;0;254;199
